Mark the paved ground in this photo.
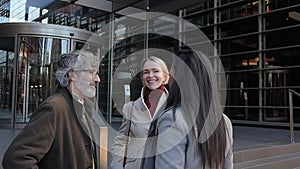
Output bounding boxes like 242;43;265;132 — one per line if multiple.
233;125;300;151
0;128;20;169
0;125;300;168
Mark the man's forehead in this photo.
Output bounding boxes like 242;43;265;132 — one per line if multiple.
90;60;100;67
76;55;100;67
78;64;98;70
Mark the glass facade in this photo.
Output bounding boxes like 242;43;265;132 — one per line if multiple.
0;0;300;127
181;0;300;124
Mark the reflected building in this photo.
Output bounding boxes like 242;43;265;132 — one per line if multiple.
0;0;300;128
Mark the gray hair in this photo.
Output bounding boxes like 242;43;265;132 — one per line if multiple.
55;50;100;87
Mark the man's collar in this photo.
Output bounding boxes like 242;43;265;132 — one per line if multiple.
67;86;84;104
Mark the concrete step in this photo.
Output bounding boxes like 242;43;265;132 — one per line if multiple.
234;143;300;169
234;152;300;169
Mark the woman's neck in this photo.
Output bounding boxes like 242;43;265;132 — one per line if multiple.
144;85;165;117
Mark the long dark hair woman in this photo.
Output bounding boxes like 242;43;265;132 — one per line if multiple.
151;49;233;169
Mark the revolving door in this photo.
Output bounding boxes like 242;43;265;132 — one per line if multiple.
0;23;102;128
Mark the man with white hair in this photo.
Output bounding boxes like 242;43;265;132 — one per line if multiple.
3;50;101;169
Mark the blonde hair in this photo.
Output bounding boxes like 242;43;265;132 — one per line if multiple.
142;56;170;84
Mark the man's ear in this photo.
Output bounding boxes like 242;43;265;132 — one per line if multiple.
68;71;77;81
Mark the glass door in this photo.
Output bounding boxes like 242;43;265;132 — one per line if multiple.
0;37;15;125
16;36;69;123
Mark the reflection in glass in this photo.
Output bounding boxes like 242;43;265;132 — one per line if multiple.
263;68;288;122
17;36;68;123
0;48;14;124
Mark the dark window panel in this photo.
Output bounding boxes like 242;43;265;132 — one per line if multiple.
220;16;258;38
265;27;300;49
220;35;258;55
224;107;259;121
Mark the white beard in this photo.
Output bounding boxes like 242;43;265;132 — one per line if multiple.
74;80;96;98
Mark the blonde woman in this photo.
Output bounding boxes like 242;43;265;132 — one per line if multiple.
111;56;170;169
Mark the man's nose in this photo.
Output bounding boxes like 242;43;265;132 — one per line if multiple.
94;74;101;83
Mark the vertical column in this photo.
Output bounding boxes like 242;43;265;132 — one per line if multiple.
214;0;218;67
99;127;108;169
11;36;19;129
214;0;222;99
144;17;149;59
107;13;115;123
258;0;265;122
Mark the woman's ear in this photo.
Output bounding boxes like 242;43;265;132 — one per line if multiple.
68;71;77;81
163;74;168;84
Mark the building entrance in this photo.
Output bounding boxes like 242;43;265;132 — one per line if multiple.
0;23;102;128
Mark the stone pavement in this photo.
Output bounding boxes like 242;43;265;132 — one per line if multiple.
0;125;300;169
0;128;20;169
233;125;300;151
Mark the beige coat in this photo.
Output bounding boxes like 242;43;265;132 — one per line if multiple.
110;87;168;169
